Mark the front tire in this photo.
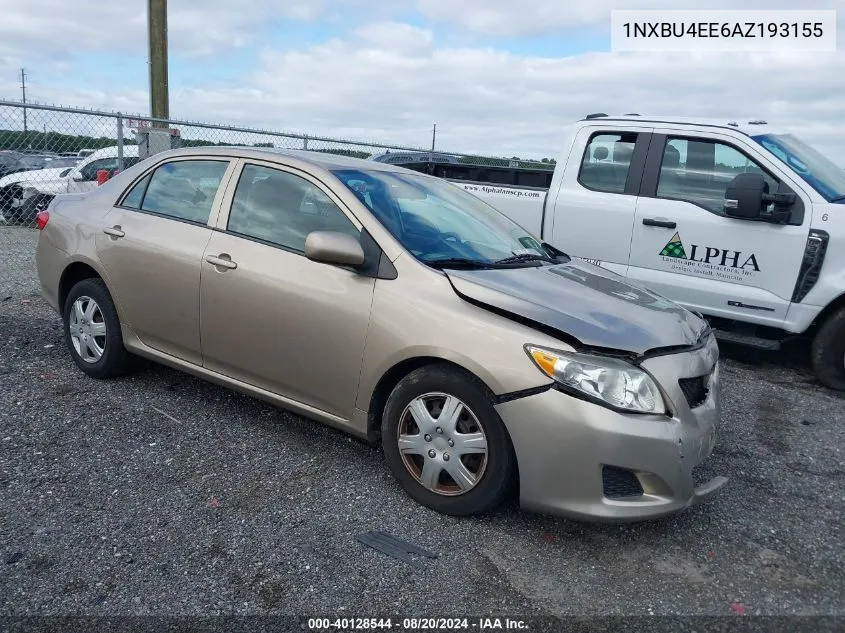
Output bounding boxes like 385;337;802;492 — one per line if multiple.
811;306;845;390
63;278;137;379
381;365;516;516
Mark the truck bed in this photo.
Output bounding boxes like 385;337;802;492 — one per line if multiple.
447;180;548;236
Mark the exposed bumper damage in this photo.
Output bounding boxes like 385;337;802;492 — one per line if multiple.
495;332;727;522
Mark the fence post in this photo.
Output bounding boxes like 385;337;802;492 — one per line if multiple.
116;113;125;171
303;135;308;150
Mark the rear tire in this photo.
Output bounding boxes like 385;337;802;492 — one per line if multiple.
381;365;516;516
63;278;138;379
811;307;845;390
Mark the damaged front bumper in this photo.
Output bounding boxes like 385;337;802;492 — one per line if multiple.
495;333;728;522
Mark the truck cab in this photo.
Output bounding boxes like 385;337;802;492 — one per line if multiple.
445;115;845;389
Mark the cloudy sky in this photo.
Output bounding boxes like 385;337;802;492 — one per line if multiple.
0;0;842;163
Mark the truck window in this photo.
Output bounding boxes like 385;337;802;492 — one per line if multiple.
578;133;637;194
656;137;778;215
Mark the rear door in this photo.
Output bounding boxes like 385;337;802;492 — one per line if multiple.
627;130;811;326
95;157;236;365
546;125;653;275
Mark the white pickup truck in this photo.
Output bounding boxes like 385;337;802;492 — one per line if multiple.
446;115;845;390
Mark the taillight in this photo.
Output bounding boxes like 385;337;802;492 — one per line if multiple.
36;210;50;230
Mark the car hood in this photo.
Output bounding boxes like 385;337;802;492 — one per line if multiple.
445;260;709;356
0;167;69;187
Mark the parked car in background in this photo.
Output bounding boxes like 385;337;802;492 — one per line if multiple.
413;114;845;391
34;146;726;522
0;146;139;224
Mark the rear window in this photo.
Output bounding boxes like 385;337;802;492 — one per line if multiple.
578;132;638;194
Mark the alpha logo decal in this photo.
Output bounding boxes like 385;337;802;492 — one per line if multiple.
658;232;760;282
660;232;688;259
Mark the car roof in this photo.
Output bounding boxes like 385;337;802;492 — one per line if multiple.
149;146;418;173
579;114;782;137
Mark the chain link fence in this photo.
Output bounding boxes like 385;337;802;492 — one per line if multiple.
0;99;554;225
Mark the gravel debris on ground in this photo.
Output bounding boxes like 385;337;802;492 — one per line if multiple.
1;226;843;621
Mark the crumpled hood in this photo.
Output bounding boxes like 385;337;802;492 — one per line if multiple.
0;167;69;188
446;259;709;356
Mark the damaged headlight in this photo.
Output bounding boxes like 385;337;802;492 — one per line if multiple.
525;345;666;414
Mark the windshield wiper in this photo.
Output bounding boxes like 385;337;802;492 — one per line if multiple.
493;253;555;266
426;257;497;270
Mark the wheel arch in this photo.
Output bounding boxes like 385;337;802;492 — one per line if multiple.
365;356;499;440
804;292;845;338
58;260;108;313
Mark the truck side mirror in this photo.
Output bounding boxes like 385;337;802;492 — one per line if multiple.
724;173;767;219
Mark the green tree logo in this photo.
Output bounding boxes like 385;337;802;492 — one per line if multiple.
660;232;687;259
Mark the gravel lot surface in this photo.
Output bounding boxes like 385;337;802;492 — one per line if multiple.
1;226;843;625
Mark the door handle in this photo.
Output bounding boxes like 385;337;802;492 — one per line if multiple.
642;218;677;229
103;226;125;238
205;254;237;270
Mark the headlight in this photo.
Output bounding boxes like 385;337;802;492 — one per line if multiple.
525;345;666;414
22;187;39;200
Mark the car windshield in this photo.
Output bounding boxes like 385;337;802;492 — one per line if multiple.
331;168;550;267
752;133;845;202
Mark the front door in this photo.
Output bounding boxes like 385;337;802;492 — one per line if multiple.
95;158;233;364
199;161;375;419
628;132;811;326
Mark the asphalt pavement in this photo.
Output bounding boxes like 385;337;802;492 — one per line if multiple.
1;227;843;625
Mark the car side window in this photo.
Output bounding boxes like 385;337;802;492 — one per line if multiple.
578;132;638;194
140;160;229;224
656;137;779;215
227;164;360;252
121;173;152;209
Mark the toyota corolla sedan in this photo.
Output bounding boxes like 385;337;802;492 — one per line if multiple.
35;146;727;522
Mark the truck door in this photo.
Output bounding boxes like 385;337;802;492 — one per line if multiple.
547;126;652;276
627;131;811;327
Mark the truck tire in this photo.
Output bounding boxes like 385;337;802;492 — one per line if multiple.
811;306;845;391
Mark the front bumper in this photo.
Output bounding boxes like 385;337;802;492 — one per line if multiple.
495;335;727;522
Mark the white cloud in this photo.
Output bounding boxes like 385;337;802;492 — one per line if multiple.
0;5;841;166
415;0;844;36
356;22;434;55
0;0;327;59
177;26;842;165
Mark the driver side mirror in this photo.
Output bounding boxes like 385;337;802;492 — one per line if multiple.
304;231;365;267
724;173;767;219
71;171;84;181
724;173;794;223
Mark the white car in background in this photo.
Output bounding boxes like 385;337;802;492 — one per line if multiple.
0;146;139;224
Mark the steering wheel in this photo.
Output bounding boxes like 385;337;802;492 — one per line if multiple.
441;232;463;244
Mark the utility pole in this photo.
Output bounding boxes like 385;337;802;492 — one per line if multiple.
148;0;169;126
20;68;27;135
431;123;436;152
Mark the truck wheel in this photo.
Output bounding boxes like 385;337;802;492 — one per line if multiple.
811;307;845;390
